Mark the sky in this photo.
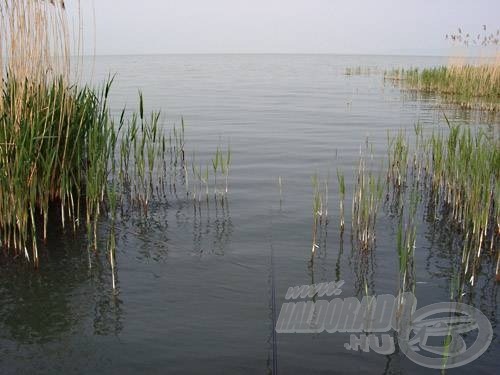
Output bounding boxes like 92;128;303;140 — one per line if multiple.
72;0;500;56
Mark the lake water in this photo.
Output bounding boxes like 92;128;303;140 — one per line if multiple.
0;55;498;374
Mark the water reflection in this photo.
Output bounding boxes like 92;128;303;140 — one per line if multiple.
422;199;498;318
386;81;500;125
0;219;123;344
192;198;233;256
114;194;234;262
267;238;279;375
349;236;377;297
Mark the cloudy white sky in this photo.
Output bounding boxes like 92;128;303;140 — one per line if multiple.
74;0;499;56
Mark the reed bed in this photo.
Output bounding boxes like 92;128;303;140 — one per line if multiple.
0;77;115;263
0;0;114;264
385;25;499;112
0;76;232;264
0;1;233;273
386;122;499;285
385;62;500;111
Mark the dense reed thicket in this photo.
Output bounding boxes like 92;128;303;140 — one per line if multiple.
0;76;115;264
0;1;110;264
0;2;232;269
386;63;500;111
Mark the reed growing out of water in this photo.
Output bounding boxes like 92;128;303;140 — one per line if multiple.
351;157;384;251
187;144;231;207
396;187;419;296
107;182;119;291
311;173;328;261
219;145;231;194
386;122;499;284
212;148;220;196
429;125;498;285
0;77;117;262
0;1;236;293
385;26;500;111
386;62;500;111
209;145;231;199
387;130;409;190
190;156;209;204
0;0;118;263
116;93;175;217
337;169;346;231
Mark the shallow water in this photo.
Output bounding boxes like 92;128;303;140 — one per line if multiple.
0;54;498;374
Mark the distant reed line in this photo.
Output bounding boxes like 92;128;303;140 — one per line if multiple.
385;60;500;111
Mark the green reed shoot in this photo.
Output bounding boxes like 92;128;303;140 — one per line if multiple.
337;169;346;231
311;173;329;261
352;156;384;251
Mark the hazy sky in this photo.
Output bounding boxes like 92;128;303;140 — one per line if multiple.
74;0;500;55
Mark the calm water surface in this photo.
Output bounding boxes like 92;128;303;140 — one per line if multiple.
0;55;498;374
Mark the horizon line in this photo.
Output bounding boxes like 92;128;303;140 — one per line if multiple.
78;52;458;58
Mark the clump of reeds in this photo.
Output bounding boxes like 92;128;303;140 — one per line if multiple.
0;76;118;261
386;64;500;111
387;130;410;190
190;154;210;205
311;173;329;262
116;93;168;217
351;154;384;251
212;145;232;198
385;26;500;112
188;143;231;209
396;187;419;296
427;125;499;285
0;0;119;264
386;121;499;285
0;1;235;289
